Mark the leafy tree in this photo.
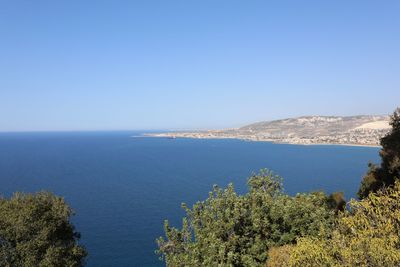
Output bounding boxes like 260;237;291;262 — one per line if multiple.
358;107;400;198
157;170;335;266
288;181;400;267
0;192;87;267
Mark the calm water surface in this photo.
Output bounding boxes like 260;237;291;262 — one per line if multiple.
0;132;380;266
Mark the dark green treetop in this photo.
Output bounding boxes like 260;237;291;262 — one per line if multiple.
0;192;87;267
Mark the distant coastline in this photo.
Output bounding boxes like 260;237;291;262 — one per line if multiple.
144;115;390;148
142;133;381;148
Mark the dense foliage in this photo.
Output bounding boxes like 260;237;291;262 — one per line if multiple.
267;181;400;267
158;108;400;267
157;170;335;266
0;192;87;267
264;107;400;267
358;108;400;198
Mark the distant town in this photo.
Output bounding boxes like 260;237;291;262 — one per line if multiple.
146;115;391;147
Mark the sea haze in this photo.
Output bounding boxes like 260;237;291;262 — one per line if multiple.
0;132;380;266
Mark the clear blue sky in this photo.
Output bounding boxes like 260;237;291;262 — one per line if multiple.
1;1;399;131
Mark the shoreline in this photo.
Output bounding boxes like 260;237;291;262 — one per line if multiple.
141;134;381;148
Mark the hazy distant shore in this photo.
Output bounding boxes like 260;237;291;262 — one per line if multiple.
143;115;389;148
142;133;381;148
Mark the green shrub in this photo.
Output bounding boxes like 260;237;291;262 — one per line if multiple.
157;170;335;266
0;192;87;267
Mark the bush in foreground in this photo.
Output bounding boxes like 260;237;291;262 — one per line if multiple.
0;192;87;267
157;170;335;266
267;181;400;267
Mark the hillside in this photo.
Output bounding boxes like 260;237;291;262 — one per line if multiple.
147;115;391;146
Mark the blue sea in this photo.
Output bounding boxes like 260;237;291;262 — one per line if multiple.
0;131;380;266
